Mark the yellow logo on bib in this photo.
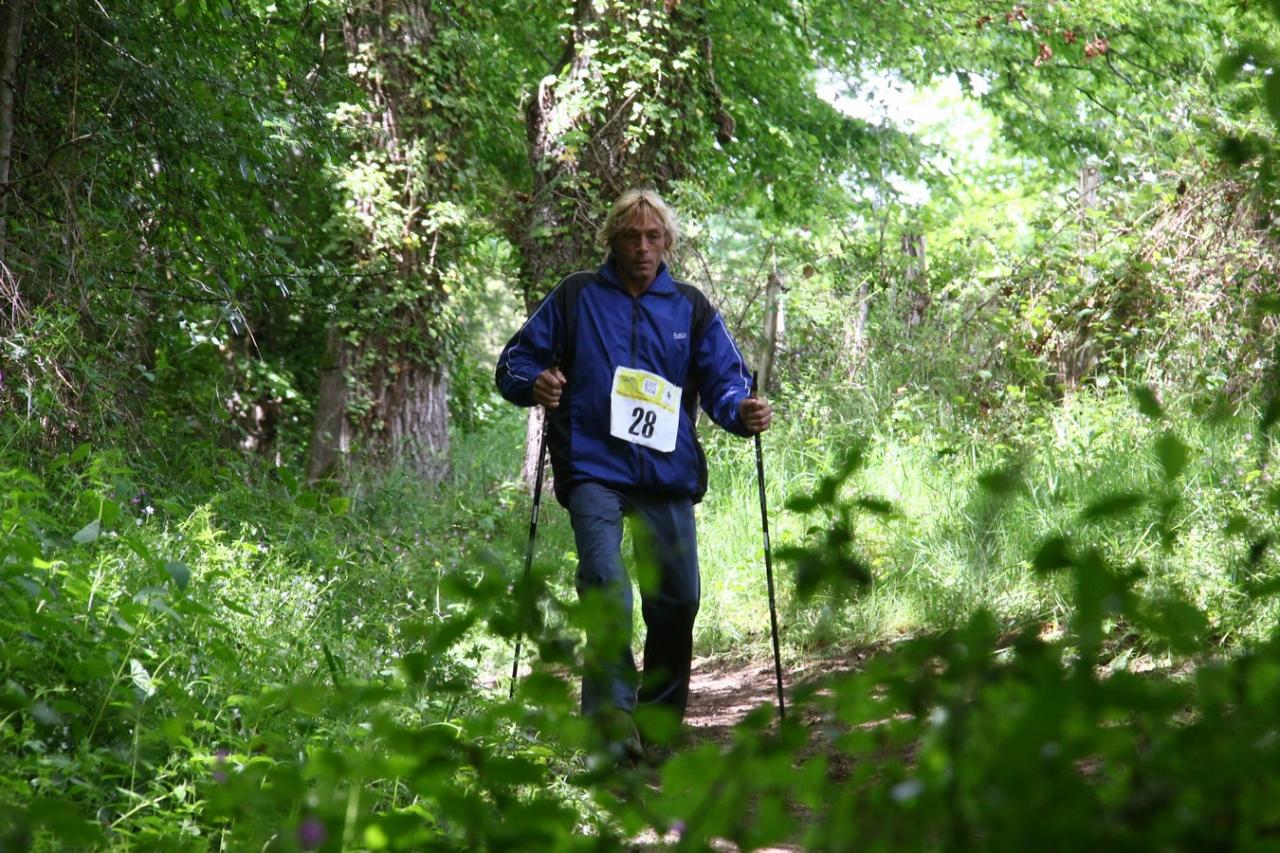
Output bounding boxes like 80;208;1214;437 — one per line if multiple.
614;370;677;413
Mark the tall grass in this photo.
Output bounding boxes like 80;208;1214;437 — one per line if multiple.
687;383;1274;661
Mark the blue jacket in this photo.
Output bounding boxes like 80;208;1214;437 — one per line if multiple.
496;258;754;505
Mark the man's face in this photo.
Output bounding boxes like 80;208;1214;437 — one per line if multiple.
612;209;668;288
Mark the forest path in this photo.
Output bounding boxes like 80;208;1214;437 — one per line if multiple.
682;651;868;744
631;652;874;851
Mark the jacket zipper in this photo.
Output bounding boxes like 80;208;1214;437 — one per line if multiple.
630;297;638;363
630;296;641;478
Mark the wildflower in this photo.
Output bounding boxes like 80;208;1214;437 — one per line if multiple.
212;749;229;784
297;817;327;849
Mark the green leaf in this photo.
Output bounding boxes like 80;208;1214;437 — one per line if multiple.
1249;535;1273;568
977;465;1022;496
31;701;62;726
482;756;544;787
1265;72;1280;128
221;596;254;617
1032;535;1072;573
1217;49;1250;82
1223;515;1250;537
1263;397;1280;434
165;561;191;591
855;497;895;515
1136;595;1208;655
322;642;344;688
73;519;101;545
27;798;102;844
1155;431;1189;481
99;499;121;527
784;494;819;513
1131;385;1164;420
1080;492;1146;521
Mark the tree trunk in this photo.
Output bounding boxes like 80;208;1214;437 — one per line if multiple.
844;275;870;382
1058;164;1103;390
307;1;457;484
519;405;547;491
902;232;928;335
308;325;354;482
759;249;783;394
0;0;27;268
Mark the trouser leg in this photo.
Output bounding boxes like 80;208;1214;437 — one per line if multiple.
567;482;637;716
632;494;700;721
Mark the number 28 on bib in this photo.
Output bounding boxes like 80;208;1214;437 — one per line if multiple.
609;366;683;453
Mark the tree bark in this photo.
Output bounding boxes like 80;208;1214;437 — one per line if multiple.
902;232;928;335
306;1;455;484
1058;164;1104;390
0;0;27;268
308;325;354;482
759;249;783;394
519;405;546;490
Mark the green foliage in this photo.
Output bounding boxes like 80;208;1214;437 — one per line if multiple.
8;0;1280;848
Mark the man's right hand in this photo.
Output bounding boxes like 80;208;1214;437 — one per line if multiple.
533;367;566;408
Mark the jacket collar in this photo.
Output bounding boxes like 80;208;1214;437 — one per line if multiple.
598;255;676;295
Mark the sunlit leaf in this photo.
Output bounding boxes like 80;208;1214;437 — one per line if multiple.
131;658;156;698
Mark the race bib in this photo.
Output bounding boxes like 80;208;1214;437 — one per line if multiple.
610;366;682;453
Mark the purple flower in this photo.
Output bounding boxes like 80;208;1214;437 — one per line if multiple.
297;817;327;849
212;749;229;784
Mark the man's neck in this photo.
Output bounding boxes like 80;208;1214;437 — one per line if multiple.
620;275;653;297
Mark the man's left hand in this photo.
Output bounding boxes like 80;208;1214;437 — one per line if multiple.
740;397;773;434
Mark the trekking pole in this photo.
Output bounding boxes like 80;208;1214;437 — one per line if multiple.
752;371;786;722
510;399;552;700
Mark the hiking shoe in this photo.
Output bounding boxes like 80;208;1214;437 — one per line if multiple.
594;708;644;767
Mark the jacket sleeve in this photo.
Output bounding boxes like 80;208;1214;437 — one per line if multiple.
694;311;754;437
495;288;562;407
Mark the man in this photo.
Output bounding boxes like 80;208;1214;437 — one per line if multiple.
496;188;772;758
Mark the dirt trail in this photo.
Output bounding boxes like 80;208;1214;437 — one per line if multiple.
683;651;868;742
683;656;790;741
631;654;867;852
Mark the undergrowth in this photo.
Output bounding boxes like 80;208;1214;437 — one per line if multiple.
2;384;1279;848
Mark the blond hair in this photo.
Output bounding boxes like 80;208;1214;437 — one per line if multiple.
597;188;680;260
